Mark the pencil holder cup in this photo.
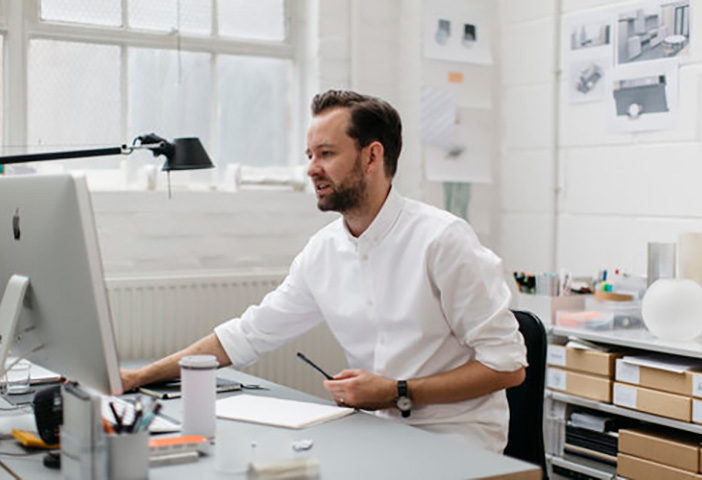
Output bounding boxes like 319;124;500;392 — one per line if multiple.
107;430;149;480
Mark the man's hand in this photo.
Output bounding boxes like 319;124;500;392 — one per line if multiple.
323;369;396;410
120;368;142;392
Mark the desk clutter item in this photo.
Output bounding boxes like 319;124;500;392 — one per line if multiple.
216;394;354;429
12;428;59;449
179;354;218;438
102;395;180;434
248;457;320;480
107;430;149;480
139;377;242;400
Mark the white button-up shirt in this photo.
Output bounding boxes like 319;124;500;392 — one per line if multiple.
215;188;527;452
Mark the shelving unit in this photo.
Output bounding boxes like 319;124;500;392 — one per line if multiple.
549;391;702;435
545;326;702;479
548;453;616;480
550;326;702;360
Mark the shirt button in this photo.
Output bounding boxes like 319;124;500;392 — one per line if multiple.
379;335;385;345
362;255;369;261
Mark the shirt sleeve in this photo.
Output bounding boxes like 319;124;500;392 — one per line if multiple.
214;247;324;369
428;221;527;372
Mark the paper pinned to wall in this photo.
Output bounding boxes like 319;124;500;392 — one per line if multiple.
605;58;678;132
421;86;457;150
563;7;615;104
424;108;493;184
422;0;492;65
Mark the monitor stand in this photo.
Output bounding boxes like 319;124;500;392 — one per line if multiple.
0;275;29;379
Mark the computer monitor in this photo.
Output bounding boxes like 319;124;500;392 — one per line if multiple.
0;173;122;395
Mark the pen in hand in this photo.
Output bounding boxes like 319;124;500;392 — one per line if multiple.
296;352;333;380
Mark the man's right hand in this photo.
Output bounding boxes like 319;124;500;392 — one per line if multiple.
120;368;142;392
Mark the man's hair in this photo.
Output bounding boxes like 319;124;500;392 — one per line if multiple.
310;90;402;178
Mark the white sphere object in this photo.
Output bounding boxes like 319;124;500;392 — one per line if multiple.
642;278;702;341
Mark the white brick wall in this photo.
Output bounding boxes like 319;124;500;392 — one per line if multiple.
500;0;702;279
93;190;334;275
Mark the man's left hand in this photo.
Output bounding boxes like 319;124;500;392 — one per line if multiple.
323;369;397;410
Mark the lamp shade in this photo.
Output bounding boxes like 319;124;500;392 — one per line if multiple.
642;278;702;341
162;138;214;171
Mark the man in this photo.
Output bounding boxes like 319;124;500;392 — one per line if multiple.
122;90;527;453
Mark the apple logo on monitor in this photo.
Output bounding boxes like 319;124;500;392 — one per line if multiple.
12;208;20;241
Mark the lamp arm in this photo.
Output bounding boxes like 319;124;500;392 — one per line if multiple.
0;145;131;165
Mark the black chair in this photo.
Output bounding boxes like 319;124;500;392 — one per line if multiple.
504;310;549;480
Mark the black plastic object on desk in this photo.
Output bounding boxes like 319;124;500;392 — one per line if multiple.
138;377;243;400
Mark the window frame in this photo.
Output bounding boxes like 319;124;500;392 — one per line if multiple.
1;0;304;186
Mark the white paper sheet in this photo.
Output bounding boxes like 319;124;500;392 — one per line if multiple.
423;109;492;183
216;394;355;429
421;86;457;150
605;58;678;132
620;353;702;373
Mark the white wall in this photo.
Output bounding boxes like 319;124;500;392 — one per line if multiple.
499;0;702;278
498;0;558;275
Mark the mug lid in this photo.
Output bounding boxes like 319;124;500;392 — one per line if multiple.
179;354;218;370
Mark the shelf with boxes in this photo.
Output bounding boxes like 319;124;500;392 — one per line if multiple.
545;326;702;479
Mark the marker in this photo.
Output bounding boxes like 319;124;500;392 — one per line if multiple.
296;352;333;380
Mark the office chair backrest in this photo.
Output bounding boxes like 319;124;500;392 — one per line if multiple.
504;310;548;480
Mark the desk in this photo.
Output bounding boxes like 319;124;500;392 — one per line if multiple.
0;368;540;479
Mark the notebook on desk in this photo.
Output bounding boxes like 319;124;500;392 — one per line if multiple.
138;377;242;400
216;394;355;429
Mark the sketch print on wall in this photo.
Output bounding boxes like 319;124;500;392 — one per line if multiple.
616;0;690;65
605;59;678;132
564;8;614;103
422;0;492;65
569;58;610;103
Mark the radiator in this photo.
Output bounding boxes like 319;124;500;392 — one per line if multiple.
105;272;346;398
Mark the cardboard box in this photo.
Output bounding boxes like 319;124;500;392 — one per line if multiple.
548;344;620;378
613;382;692;422
616;358;702;396
619;428;700;472
617;453;702;480
693;398;702;425
693;373;702;398
547;367;612;403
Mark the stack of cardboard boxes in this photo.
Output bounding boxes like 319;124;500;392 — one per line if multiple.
617;428;702;480
613;356;702;423
546;342;622;403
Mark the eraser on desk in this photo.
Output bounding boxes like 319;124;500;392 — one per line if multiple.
150;451;199;467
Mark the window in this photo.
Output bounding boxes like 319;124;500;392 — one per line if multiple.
4;0;297;188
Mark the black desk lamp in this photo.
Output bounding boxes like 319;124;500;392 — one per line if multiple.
0;133;214;195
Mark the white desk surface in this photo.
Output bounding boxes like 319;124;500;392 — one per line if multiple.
0;366;540;480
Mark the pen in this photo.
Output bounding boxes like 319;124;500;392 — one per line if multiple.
296;352;333;380
136;402;162;432
109;402;123;433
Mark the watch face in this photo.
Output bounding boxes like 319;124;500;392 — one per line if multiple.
396;396;413;411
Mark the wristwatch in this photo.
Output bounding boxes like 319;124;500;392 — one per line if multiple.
395;380;412;418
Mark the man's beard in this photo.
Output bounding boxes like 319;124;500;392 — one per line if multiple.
316;155;367;213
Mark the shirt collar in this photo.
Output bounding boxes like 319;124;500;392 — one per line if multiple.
343;187;403;246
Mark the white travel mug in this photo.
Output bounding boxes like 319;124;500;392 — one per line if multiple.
179;354;219;438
